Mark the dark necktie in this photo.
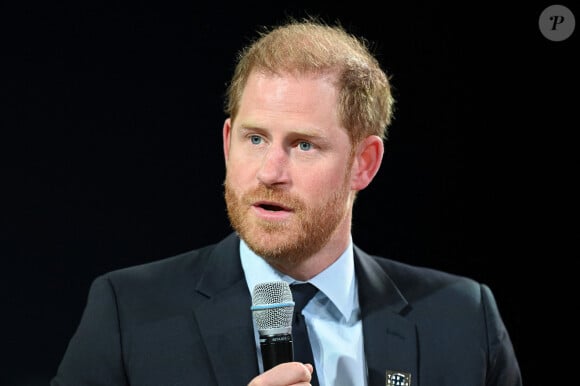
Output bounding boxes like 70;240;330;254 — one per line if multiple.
290;283;320;386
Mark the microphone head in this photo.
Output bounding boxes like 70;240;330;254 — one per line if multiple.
251;281;295;336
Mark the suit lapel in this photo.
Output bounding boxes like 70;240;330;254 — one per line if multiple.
355;246;419;386
190;236;420;385
192;233;259;385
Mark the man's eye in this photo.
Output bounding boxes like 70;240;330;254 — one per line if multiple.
298;141;312;151
250;135;262;145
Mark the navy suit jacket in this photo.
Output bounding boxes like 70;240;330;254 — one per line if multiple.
52;232;522;385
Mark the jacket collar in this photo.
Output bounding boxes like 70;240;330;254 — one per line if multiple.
192;233;259;385
192;233;418;386
354;245;418;386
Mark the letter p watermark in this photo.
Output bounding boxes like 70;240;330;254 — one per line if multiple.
539;5;575;41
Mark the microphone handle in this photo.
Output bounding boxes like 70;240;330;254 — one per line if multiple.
260;333;294;371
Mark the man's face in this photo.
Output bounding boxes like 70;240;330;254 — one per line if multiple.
223;71;356;268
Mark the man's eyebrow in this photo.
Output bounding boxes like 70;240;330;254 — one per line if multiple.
238;125;328;139
237;125;264;134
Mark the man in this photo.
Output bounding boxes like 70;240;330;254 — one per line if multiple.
52;18;522;386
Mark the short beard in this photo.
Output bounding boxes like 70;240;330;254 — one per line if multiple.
224;176;351;268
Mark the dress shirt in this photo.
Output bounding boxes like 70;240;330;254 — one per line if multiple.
240;237;368;386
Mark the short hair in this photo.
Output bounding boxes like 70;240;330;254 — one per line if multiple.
224;17;395;144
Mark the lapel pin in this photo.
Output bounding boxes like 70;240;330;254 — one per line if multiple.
386;370;411;386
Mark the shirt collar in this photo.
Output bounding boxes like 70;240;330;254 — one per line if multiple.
240;237;357;320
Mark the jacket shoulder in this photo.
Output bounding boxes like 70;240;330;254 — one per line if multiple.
97;232;240;297
358;247;484;307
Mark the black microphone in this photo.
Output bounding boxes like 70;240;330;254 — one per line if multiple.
251;281;295;371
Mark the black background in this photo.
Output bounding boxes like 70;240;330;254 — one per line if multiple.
1;1;576;385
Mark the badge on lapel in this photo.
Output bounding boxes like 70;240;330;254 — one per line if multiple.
386;370;411;386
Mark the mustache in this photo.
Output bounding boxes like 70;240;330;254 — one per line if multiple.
241;185;305;212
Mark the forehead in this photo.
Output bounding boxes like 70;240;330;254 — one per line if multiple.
238;71;341;123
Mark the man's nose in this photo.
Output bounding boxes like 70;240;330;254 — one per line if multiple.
256;145;290;186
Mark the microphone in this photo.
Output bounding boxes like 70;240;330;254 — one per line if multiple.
251;281;295;371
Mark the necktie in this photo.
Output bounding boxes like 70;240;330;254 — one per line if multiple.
290;283;320;386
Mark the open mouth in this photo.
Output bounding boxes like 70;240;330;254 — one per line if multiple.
254;201;291;212
260;204;284;211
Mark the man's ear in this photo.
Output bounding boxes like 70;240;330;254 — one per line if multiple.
223;118;232;164
350;135;384;191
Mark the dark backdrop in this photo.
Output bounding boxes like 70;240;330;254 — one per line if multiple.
2;1;576;385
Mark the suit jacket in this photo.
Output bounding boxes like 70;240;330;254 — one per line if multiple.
51;232;522;386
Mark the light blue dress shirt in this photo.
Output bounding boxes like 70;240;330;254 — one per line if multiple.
240;238;368;386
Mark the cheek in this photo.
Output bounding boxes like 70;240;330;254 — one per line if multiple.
226;154;257;181
301;168;348;197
